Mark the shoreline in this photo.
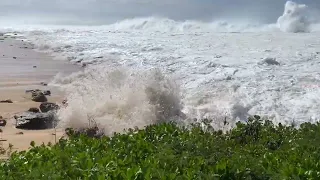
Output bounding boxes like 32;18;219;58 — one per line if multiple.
0;33;80;153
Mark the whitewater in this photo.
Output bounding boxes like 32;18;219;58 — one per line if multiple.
2;1;320;133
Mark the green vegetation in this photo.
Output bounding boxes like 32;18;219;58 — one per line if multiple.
1;115;320;179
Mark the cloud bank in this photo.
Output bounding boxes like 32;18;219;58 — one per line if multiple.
0;0;319;25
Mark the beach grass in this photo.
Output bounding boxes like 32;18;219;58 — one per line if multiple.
0;115;320;179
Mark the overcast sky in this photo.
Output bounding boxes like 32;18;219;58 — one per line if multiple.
0;0;319;25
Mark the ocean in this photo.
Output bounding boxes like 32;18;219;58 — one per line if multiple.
1;1;320;134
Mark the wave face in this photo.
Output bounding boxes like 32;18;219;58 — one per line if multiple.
2;1;320;134
105;17;278;33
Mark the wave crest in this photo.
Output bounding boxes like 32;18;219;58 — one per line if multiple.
108;16;274;33
277;1;311;33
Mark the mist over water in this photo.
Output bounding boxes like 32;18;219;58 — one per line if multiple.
2;1;320;133
277;1;311;32
0;0;319;29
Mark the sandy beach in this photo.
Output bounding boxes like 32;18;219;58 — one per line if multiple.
0;34;79;154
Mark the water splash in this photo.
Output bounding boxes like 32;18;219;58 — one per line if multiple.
277;1;310;33
56;66;184;135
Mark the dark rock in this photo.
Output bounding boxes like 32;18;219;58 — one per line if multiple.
13;57;17;59
76;59;83;63
40;102;59;113
31;90;47;102
40;82;48;86
43;90;51;96
16;132;24;135
261;57;280;66
33;66;37;68
226;76;232;80
0;120;7;127
15;111;57;130
0;115;6;127
176;110;187;120
27;89;51;96
65;126;105;138
28;107;40;113
62;99;68;107
0;99;13;103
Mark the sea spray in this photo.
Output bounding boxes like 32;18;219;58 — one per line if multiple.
56;66;184;135
277;1;310;33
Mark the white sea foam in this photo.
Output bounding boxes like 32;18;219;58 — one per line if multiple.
43;27;320;132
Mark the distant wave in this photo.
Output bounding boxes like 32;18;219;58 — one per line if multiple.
1;1;319;33
107;1;318;33
105;17;273;33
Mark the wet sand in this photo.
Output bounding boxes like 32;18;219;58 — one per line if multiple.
0;34;79;154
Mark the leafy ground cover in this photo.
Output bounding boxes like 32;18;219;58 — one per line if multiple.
1;115;320;179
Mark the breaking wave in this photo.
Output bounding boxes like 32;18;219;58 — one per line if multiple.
55;67;186;135
109;1;318;33
277;1;311;33
108;17;274;33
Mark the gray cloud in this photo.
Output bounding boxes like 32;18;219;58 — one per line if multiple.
0;0;319;25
